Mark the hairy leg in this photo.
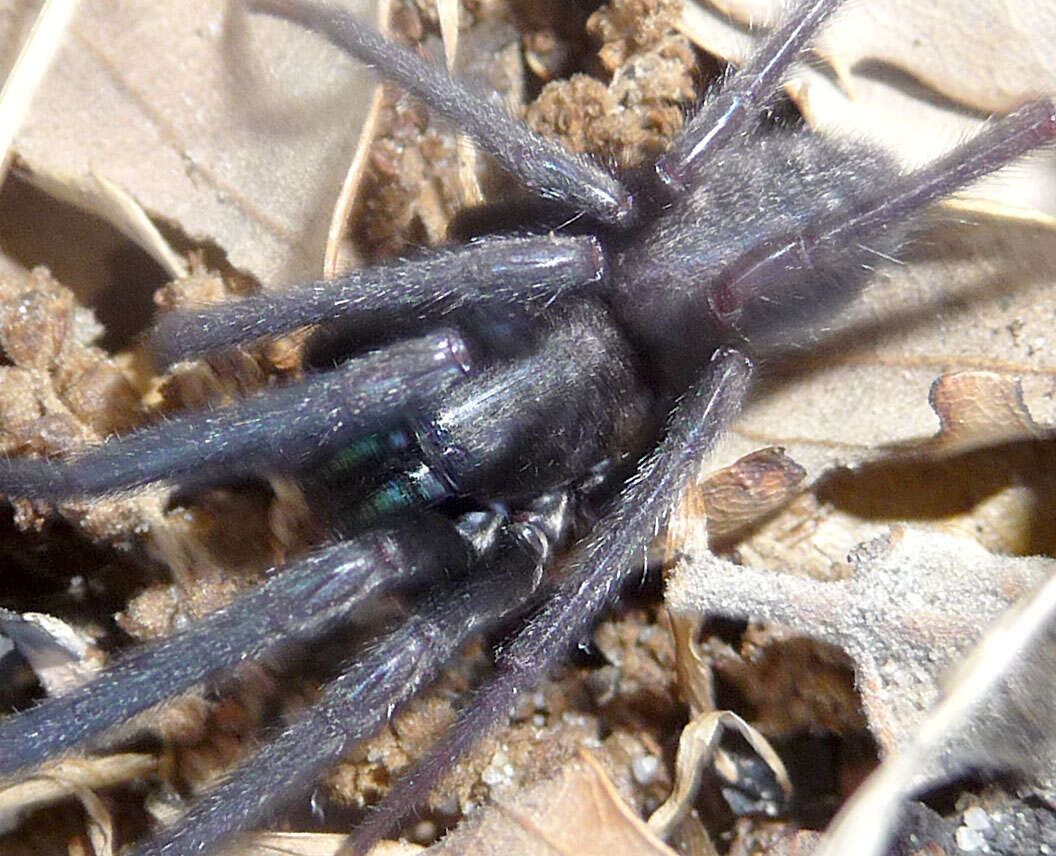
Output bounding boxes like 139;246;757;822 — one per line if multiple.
0;332;469;499
128;498;567;856
151;235;604;365
0;514;473;777
656;0;845;191
711;98;1056;325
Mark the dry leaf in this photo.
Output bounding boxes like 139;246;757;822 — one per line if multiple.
430;750;678;856
698;0;1056;113
700;367;1056;578
814;561;1056;856
666;528;1056;760
681;0;1056;211
684;212;1056;580
671;447;807;547
0;608;103;696
920;371;1046;456
0;754;156;833
721;214;1056;482
647;710;790;842
0;0;78;184
4;0;382;286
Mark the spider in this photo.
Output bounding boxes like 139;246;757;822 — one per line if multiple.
0;0;1053;853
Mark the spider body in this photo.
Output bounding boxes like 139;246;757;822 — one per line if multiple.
0;1;1054;854
605;132;904;389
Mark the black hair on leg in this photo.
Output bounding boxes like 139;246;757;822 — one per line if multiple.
706;98;1056;327
128;502;562;856
656;0;846;191
0;514;472;778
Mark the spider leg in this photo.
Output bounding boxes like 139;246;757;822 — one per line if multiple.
127;497;567;856
0;331;469;500
247;0;633;224
656;0;845;191
710;98;1056;325
344;346;753;853
0;513;473;779
813;98;1056;253
151;234;604;366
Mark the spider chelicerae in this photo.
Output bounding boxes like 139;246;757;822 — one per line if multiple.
0;0;1053;853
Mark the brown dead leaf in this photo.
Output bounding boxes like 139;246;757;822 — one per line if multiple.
3;0;381;286
720;214;1056;482
647;710;790;843
922;371;1045;456
0;753;156;828
666;527;1055;757
814;559;1056;856
0;608;104;697
430;750;678;856
693;0;1056;111
697;365;1056;575
681;0;1056;211
670;447;807;548
683;211;1056;573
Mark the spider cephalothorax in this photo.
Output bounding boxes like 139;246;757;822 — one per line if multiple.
0;1;1053;854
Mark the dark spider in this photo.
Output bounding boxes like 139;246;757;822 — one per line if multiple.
0;0;1053;853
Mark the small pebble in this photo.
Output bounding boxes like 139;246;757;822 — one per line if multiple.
631;754;661;786
955;826;985;851
963;805;991;831
410;819;436;843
